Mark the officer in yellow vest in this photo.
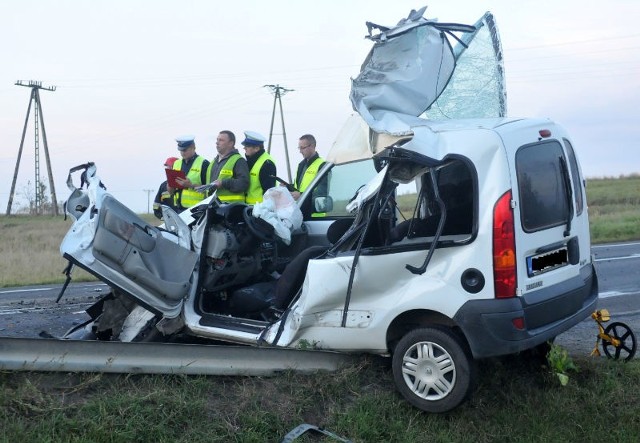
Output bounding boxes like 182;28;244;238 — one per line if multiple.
207;130;249;203
241;131;276;204
170;135;210;210
291;134;325;201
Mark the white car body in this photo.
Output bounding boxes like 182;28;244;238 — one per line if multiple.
59;8;597;412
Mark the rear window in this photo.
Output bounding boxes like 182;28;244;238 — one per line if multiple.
563;138;584;216
516;141;570;232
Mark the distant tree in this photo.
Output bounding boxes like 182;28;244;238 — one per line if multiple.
17;180;35;214
17;178;56;215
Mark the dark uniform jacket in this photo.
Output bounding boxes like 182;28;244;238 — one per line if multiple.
153;180;179;219
246;147;277;193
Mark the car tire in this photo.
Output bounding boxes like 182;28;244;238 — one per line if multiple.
392;327;475;413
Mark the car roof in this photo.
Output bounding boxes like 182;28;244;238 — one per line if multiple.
327;115;556;165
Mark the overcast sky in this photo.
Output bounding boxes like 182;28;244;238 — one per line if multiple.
1;0;639;213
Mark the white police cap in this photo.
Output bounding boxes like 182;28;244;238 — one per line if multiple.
176;135;195;150
241;130;266;147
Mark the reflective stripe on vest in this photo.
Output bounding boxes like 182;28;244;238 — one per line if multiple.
213;154;245;203
296;157;324;192
246;152;275;204
174;156;206;208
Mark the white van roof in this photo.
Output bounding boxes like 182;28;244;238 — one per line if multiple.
327;114;531;164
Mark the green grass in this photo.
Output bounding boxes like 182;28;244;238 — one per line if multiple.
0;213;159;287
0;215;89;287
1;355;639;442
586;175;640;243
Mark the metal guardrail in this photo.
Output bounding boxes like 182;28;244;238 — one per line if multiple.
0;337;357;375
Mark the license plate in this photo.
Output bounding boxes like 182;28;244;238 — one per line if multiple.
527;246;568;277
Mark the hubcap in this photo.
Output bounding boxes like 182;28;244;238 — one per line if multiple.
401;341;456;401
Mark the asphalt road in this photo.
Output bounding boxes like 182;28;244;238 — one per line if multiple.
555;242;640;356
0;282;106;339
1;242;639;358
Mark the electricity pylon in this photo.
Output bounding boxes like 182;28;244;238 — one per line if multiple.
264;84;294;182
7;80;59;216
144;189;154;214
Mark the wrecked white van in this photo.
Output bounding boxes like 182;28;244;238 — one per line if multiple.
59;8;597;413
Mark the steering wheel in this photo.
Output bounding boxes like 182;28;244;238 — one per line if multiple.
242;206;276;242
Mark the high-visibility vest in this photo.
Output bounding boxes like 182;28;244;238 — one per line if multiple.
246;152;275;204
173;156;206;208
295;157;324;192
209;153;245;203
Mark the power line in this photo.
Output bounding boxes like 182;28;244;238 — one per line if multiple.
7;80;59;216
264;84;294;182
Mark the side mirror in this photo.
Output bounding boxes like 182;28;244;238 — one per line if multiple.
314;196;333;213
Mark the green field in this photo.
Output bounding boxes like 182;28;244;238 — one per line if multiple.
585;175;640;243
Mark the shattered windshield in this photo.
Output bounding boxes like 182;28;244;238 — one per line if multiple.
349;6;475;135
329;7;507;164
349;7;506;139
425;12;507;119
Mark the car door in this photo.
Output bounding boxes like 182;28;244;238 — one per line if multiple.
297;159;380;248
60;166;198;319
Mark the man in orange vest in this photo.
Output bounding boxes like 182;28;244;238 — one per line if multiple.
241;130;276;204
207;130;249;203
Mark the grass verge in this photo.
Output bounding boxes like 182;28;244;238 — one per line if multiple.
1;354;639;442
0;213;159;287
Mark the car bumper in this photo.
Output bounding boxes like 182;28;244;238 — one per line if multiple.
454;264;598;358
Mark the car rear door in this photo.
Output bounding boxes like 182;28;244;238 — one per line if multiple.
500;122;587;307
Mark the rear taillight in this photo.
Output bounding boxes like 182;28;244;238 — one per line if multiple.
493;190;517;298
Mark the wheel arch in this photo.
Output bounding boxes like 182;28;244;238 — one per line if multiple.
386;309;469;354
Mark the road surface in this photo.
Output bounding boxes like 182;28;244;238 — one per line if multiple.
1;242;639;357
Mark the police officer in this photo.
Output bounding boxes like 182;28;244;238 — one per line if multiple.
207;130;249;203
241;131;276;204
171;135;210;210
152;156;180;219
292;134;325;201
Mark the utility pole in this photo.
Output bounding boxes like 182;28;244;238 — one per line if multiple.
264;84;294;182
144;189;154;214
7;80;59;216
